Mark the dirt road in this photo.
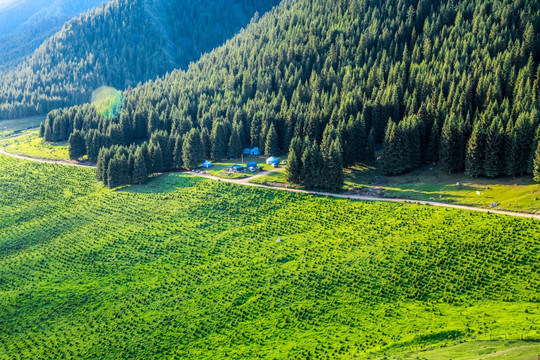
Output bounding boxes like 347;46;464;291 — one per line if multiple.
0;146;538;220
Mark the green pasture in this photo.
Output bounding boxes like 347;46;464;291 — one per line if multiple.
0;154;538;359
0;130;69;160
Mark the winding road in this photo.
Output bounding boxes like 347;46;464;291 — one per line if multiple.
1;145;539;220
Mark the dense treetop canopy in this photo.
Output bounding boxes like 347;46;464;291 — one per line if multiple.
43;0;540;187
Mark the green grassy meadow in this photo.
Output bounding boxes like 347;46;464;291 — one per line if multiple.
0;130;70;160
0;154;539;359
250;161;540;214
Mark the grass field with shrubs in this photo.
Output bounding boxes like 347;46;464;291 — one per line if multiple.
0;154;538;359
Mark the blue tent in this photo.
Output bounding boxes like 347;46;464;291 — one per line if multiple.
243;148;252;155
247;162;257;168
266;156;280;165
250;147;261;156
202;161;213;168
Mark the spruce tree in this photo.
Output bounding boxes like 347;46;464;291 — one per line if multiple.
150;142;164;173
39;122;45;137
382;121;401;175
172;135;183;169
426;119;440;163
200;127;211;160
346;114;367;165
285;144;301;184
301;141;323;189
265;123;279;155
182;128;204;170
533;141;540;182
211;122;229;160
132;147;148;184
366;128;376;161
465;122;485;177
68;130;86;160
324;138;344;190
439;114;464;173
228;125;243;158
484;118;504;177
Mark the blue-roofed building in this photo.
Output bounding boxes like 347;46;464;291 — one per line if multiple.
243;148;252;155
230;164;245;172
250;147;261;156
247;162;257;168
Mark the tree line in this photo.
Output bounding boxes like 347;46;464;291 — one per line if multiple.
41;0;539;188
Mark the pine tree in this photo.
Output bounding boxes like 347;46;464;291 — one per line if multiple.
147;110;159;137
68;130;86;160
484;118;504;178
211;122;228;160
285;144;301;184
324;138;344;190
345;114;367;166
366;128;376;161
301;140;322;189
439;114;464;173
172;135;183;169
182;128;203;170
39;122;45;137
528;127;540;174
228;125;243;158
265;123;279;155
465;122;486;177
533;141;540;182
382;120;401;175
200;127;211;160
426;119;440;163
108;154;129;188
150;142;164;173
132;147;148;185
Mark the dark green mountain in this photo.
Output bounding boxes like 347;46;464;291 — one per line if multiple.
0;0;279;119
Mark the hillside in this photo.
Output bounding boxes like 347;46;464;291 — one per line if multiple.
0;0;106;70
0;154;538;358
0;0;279;119
45;0;540;189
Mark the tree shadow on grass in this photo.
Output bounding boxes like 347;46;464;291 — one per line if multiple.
120;172;206;194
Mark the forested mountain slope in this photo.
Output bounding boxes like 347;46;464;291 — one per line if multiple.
0;0;279;119
47;0;540;189
0;0;106;70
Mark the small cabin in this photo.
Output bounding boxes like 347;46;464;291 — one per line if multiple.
247;162;258;168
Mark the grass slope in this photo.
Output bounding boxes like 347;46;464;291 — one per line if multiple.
0;155;539;359
0;130;69;160
251;161;540;214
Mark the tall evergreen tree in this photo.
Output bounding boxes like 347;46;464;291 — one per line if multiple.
211;122;229;160
484;118;505;178
132;147;148;185
533;141;540;182
150;142;164;173
439;114;464;173
182;128;204;170
265;123;279;155
68;130;86;160
465;122;486;177
323;138;344;190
